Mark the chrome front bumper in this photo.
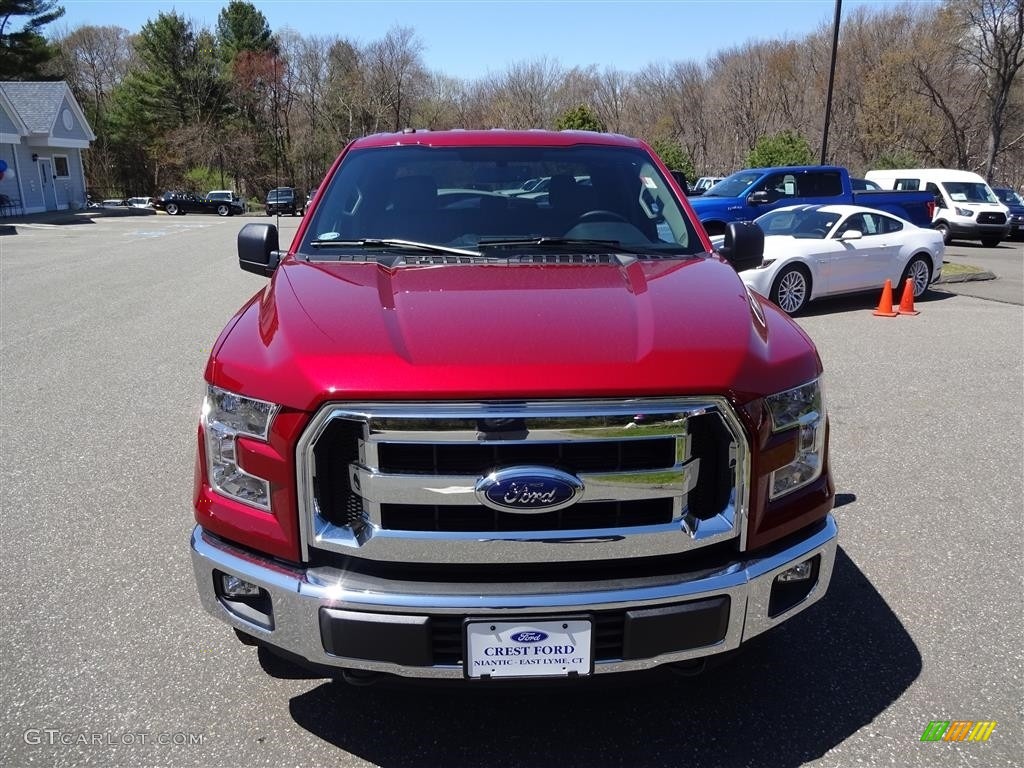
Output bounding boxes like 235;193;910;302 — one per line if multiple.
191;515;838;679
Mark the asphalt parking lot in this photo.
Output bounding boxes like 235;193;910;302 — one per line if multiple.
1;214;1021;767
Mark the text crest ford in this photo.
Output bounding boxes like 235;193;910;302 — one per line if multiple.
475;467;584;513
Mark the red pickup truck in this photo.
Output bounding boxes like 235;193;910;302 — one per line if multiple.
191;130;837;684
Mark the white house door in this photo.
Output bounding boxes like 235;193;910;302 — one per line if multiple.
38;158;57;211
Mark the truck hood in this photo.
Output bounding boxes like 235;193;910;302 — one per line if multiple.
211;257;821;411
953;201;1008;213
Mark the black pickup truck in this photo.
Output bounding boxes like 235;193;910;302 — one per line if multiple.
154;191;244;217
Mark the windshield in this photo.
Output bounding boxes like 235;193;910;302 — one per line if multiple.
943;182;998;204
300;144;703;256
995;188;1023;206
702;170;761;197
755;208;842;238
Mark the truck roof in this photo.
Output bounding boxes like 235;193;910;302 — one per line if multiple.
350;129;645;150
740;166;846;175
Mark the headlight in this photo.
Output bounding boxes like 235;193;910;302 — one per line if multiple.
765;378;825;499
955;207;973;217
201;385;279;510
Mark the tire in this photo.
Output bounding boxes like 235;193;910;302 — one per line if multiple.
980;236;1001;247
770;265;811;315
935;222;952;245
291;207;298;217
216;203;230;217
900;255;932;299
165;202;179;216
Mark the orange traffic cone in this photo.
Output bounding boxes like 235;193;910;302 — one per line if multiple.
873;279;898;317
898;278;920;315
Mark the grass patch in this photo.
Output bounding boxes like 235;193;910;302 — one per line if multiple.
941;261;984;275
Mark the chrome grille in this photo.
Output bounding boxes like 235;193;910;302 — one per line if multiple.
298;399;749;564
380;498;674;532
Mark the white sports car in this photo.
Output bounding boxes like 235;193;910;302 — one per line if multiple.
736;204;945;315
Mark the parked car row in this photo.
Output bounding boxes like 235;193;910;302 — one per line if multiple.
86;187;321;217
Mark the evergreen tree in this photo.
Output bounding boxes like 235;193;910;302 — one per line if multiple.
0;0;65;78
650;137;696;183
746;131;814;167
216;0;276;61
556;104;605;131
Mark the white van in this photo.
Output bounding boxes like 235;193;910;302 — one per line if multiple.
865;168;1010;247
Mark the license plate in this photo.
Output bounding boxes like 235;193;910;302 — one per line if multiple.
465;619;593;679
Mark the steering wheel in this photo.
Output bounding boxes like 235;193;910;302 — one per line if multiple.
577;209;629;223
810;227;829;237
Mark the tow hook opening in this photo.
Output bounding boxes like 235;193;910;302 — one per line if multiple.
340;668;385;687
666;658;707;677
768;555;821;617
214;570;275;630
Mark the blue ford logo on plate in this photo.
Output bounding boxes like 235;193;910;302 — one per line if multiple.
510;631;548;643
475;466;584;514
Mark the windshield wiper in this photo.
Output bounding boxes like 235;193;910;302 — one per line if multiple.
479;236;621;248
478;237;684;257
307;238;482;257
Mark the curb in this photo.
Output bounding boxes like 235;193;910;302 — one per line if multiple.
935;270;997;284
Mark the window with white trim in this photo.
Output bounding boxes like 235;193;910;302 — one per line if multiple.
53;155;70;178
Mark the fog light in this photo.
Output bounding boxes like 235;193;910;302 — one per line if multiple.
776;559;814;583
768;555;820;617
214;570;274;630
221;573;260;597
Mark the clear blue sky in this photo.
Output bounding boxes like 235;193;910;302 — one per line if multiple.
53;0;940;80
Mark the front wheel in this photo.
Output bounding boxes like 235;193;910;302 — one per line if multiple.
980;236;1001;247
165;203;179;216
935;222;952;245
770;265;811;315
216;204;230;217
900;255;932;299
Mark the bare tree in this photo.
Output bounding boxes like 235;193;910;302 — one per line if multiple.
591;67;629;134
363;25;426;131
483;58;564;128
49;25;133;193
956;0;1024;177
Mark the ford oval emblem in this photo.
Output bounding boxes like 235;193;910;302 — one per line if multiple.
475;466;584;514
510;631;549;643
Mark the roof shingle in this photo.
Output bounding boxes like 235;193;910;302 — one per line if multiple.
0;81;69;133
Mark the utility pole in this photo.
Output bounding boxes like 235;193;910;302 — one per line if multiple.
820;0;843;165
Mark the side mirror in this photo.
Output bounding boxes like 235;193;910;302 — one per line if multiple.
238;223;282;277
840;230;863;241
717;221;764;272
748;190;770;205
